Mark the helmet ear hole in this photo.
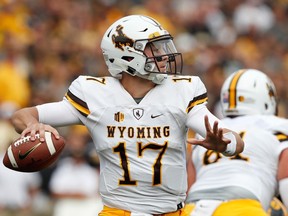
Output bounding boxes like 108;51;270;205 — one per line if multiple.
265;103;268;110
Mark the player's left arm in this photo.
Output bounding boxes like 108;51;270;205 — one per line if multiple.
184;76;244;156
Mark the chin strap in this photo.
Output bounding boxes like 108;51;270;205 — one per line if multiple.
148;73;167;84
111;58;168;84
135;72;167;84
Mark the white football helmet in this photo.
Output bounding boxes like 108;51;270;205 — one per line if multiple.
100;15;183;84
220;69;278;117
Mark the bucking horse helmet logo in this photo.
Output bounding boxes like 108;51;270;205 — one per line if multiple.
112;25;134;51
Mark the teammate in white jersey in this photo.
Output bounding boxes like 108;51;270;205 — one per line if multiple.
10;15;244;216
185;69;288;216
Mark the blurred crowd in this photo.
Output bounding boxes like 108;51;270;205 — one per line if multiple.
1;0;288;118
1;0;288;215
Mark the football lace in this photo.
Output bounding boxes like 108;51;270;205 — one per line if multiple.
14;134;40;147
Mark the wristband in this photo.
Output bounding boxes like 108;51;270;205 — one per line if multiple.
222;132;237;156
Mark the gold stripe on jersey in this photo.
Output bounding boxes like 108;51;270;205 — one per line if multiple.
186;93;208;113
228;69;246;109
274;132;288;142
65;90;90;117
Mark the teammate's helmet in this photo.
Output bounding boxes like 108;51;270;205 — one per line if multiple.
100;15;183;84
220;69;278;117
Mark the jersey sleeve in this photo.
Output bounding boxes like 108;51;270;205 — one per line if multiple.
37;100;81;126
268;117;288;154
185;76;208;114
185;76;226;137
37;76;92;126
64;76;91;118
273;132;288;154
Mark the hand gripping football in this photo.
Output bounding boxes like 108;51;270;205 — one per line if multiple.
3;131;65;172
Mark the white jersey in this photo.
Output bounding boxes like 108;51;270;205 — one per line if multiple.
38;75;221;214
186;115;288;210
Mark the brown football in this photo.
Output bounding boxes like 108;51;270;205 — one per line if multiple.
2;131;65;172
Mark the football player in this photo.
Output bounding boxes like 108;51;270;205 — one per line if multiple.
11;15;244;216
185;69;288;216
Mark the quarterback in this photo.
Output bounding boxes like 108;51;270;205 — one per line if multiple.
11;15;244;216
185;69;288;216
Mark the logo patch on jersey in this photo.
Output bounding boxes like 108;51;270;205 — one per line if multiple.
133;108;144;120
114;112;125;122
151;114;163;119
